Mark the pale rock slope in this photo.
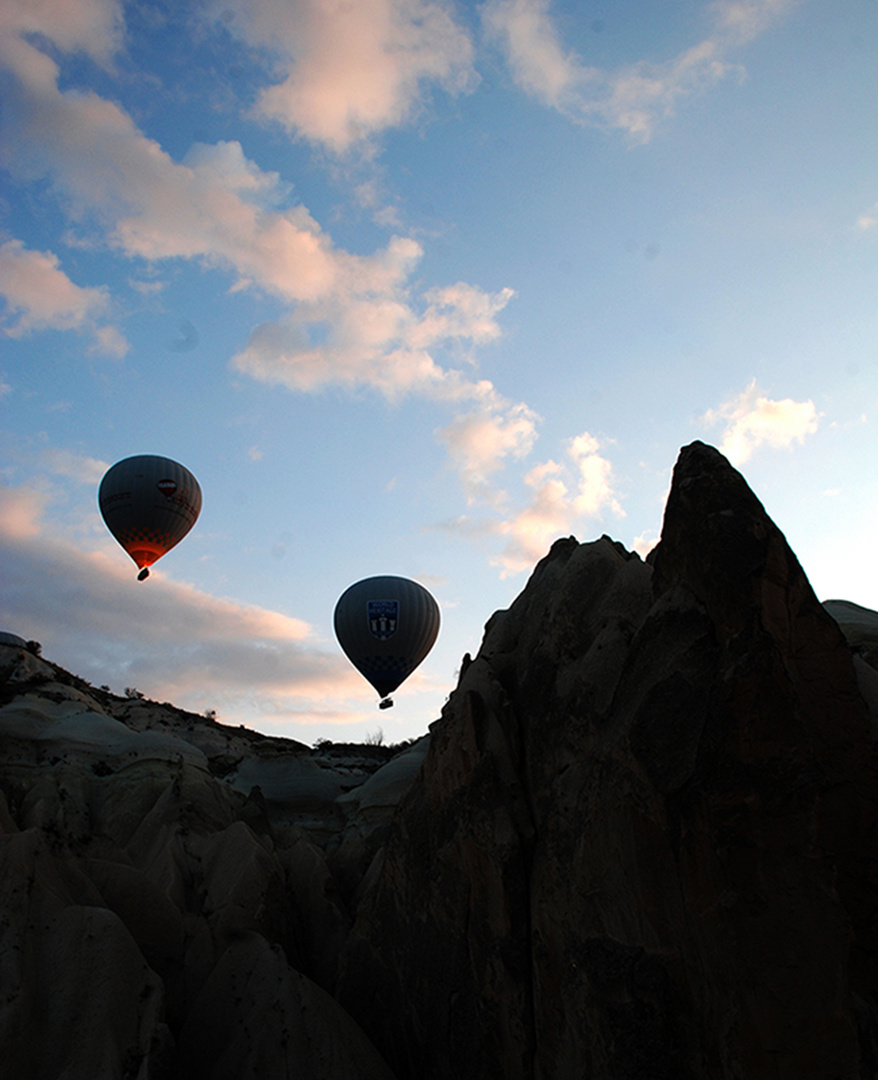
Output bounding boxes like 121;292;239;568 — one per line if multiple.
0;647;412;1079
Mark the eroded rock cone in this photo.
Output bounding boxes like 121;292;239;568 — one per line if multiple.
338;441;878;1080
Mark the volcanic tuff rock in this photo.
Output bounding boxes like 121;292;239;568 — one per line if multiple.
3;440;878;1079
0;650;406;1079
337;441;878;1080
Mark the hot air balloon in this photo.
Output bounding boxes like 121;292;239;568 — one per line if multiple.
98;455;202;580
334;575;440;708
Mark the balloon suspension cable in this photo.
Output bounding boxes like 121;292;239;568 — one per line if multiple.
379;697;394;710
137;568;150;581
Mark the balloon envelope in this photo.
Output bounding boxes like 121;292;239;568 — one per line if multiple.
334;576;440;700
99;455;202;576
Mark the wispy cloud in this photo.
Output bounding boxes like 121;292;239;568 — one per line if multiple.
40;448;110;486
0;240;128;357
0;0;123;66
0;484;46;541
490;431;625;575
436;399;539;504
700;378;820;465
483;0;792;140
0;481;371;727
481;0;600;111
212;0;478;152
711;0;794;45
631;531;659;559
858;206;878;231
434;429;625;576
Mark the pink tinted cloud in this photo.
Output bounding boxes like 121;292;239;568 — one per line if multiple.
436;401;540;504
0;240;127;356
0;0;123;64
489;433;624;575
700;379;820;465
216;0;477;151
2;30;513;405
0;482;366;725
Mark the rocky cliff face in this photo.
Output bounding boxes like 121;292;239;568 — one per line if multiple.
3;440;878;1079
337;441;878;1080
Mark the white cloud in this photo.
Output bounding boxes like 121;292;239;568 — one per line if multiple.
0;0;123;65
40;448;110;486
488;431;624;575
213;0;478;152
411;283;516;350
90;324;129;358
700;378;820;465
711;0;793;45
568;432;624;518
491;459;572;575
0;37;383;305
483;0;791;140
0;240;128;356
482;0;599;110
433;427;624;575
0;2;545;572
858;207;878;231
230;273;515;402
436;400;540;504
1;28;514;407
431;429;623;576
631;531;659;559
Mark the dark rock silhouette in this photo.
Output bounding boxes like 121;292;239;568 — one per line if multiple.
2;441;877;1078
337;441;878;1079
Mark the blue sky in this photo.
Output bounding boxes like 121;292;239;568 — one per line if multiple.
2;0;878;744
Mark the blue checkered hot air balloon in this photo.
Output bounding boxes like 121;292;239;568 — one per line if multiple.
334;575;440;708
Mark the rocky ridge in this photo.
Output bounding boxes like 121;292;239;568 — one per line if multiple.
0;648;424;1079
2;440;878;1079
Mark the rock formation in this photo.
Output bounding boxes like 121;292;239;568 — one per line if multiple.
0;649;409;1079
337;441;878;1079
2;440;878;1079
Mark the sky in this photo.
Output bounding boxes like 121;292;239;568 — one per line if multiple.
2;0;878;745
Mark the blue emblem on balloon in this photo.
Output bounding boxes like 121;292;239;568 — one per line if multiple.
368;600;398;640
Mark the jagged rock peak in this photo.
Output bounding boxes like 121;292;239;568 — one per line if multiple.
649;440;816;639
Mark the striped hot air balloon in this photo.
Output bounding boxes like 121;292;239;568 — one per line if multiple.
334;575;440;708
98;455;202;580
